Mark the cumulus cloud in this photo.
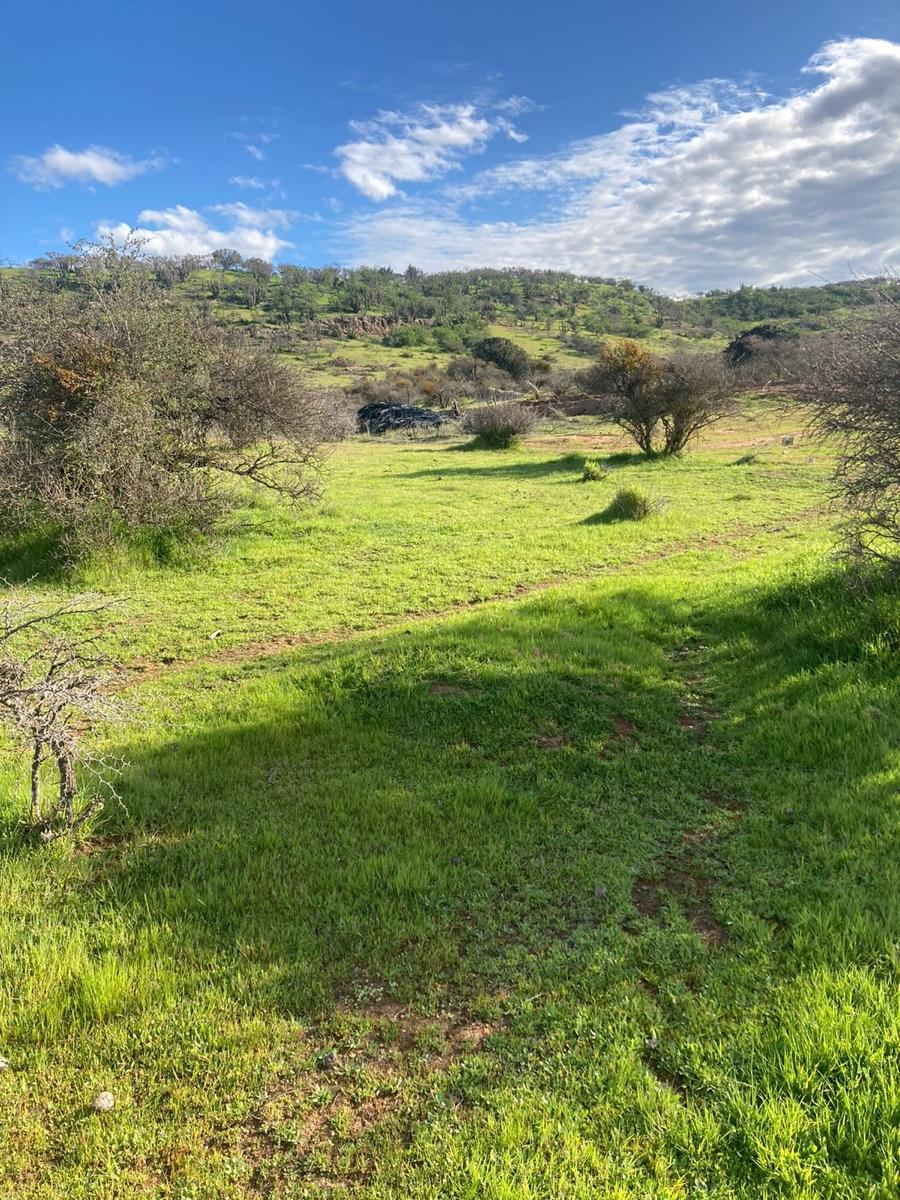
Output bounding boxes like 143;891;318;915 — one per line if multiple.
97;203;293;259
335;101;528;200
13;144;166;189
341;38;900;292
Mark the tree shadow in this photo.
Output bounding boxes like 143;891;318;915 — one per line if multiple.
399;452;587;481
68;565;900;1022
0;528;69;584
602;451;654;467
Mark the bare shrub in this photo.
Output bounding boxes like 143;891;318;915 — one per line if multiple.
802;307;900;565
461;401;537;449
0;591;124;839
0;240;327;561
582;340;737;455
351;365;466;413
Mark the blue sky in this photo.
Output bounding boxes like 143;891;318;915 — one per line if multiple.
3;0;899;292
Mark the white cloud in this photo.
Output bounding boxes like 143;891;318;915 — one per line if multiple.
13;144;166;190
207;201;297;229
334;101;528;201
341;39;900;292
97;203;293;259
229;175;266;189
230;132;280;162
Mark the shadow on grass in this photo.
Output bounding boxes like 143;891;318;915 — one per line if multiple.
62;565;900;1022
603;451;654;467
401;452;588;481
581;507;642;526
0;528;68;584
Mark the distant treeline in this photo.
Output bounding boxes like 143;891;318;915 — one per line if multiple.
22;251;898;341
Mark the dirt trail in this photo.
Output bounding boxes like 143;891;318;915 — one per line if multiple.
127;506;825;683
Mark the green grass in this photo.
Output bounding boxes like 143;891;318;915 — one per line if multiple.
1;408;898;1197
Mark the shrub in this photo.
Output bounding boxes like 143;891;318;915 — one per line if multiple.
472;337;531;382
581;458;607;482
582;340;736;455
0;240;328;561
0;590;124;839
461;401;537;448
802;307;900;565
383;323;430;348
350;365;464;411
601;487;654;521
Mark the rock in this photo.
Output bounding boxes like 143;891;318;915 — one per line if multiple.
644;1036;659;1051
357;402;457;436
92;1091;115;1112
0;1057;9;1072
317;1051;337;1072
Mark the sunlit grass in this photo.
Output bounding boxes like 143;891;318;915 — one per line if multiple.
0;409;896;1197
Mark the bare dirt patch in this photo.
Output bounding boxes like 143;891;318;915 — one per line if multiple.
239;1003;499;1191
428;681;468;697
628;851;729;947
535;732;568;749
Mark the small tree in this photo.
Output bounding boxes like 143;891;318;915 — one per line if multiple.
472;337;531;382
802;308;900;565
0;591;124;839
581;340;664;454
582;340;735;455
0;240;327;561
211;248;243;272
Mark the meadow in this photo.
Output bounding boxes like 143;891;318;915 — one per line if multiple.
1;403;898;1198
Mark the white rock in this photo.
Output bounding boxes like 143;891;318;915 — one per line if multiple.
92;1091;115;1112
0;1057;9;1072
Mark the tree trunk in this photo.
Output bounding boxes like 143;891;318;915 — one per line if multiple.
56;750;76;825
30;742;44;825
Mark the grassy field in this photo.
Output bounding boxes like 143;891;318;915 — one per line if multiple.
1;405;899;1198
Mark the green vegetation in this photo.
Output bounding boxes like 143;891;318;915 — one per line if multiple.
598;485;655;522
2;400;899;1197
14;259;897;390
581;457;607;481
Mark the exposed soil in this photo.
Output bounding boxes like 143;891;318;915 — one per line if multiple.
239;1002;499;1191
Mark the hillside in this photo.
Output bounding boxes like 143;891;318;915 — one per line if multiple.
12;260;896;388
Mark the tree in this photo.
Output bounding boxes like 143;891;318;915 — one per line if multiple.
0;240;328;561
0;591;124;839
724;323;789;367
582;340;735;456
211;248;243;272
244;257;274;285
472;336;531;382
802;307;900;565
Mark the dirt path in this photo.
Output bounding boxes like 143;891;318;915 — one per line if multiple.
125;506;827;684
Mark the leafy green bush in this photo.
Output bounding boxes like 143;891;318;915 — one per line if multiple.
472;337;532;382
581;459;607;482
601;487;654;521
383;324;430;348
